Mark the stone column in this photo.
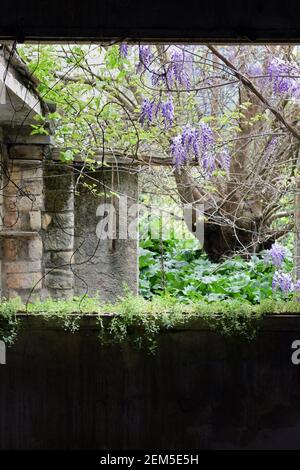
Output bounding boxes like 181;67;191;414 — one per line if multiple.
1;143;45;301
73;161;139;301
43;158;74;299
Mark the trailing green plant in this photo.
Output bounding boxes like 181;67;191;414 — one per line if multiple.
98;294;188;354
0;298;22;345
1;294;300;352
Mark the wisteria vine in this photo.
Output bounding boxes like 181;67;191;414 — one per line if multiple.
118;44;300;174
265;243;300;295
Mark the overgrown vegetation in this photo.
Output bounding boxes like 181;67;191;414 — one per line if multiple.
139;235;294;303
1;292;300;353
1;44;298;353
0;231;297;353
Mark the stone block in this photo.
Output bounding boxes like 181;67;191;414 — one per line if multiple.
44;250;74;268
21;180;44;195
46;212;74;228
5;194;44;212
6;289;20;299
9;145;44;160
44;190;74;212
43;227;74;251
45;269;74;289
29;211;41;231
28;237;43;260
22;167;43;180
4;180;22;195
45;288;74;300
45;173;74;191
3;238;18;261
3;211;22;230
3;238;28;261
8;168;22;184
6;272;42;290
4;261;41;274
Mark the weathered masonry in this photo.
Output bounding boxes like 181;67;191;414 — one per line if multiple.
0;46;139;302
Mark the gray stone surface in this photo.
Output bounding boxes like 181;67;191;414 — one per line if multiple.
43;227;74;251
44;250;74;269
1;150;139;301
45;212;74;228
73;166;139;301
42;160;75;297
45;269;74;289
44;190;74;212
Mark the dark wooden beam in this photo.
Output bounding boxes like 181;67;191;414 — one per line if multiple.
2;0;300;43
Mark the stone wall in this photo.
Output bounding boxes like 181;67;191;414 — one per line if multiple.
0;137;47;301
0;135;139;302
73;164;139;301
43;159;75;299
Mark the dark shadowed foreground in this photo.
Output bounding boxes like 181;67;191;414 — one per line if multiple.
1;316;300;450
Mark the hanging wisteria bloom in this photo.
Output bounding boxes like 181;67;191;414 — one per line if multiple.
170;49;190;89
218;148;231;174
246;62;266;89
265;243;287;268
151;72;165;87
151;48;191;90
170;122;216;175
272;271;293;293
140;96;174;129
267;58;300;97
247;62;263;77
137;46;153;71
161;97;174;129
140;99;155;126
199;122;215;175
171;135;186;168
182;125;199;156
119;43;128;59
262;136;279;167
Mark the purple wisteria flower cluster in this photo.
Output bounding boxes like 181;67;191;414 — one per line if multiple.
150;50;191;90
140;96;174;129
218;148;231;175
265;243;300;296
119;43;129;59
267;58;300;97
272;272;300;294
264;243;287;268
136;46;191;90
272;271;293;293
161;98;174;129
137;46;153;72
170;122;229;175
262;136;280;167
168;50;190;89
246;57;300;98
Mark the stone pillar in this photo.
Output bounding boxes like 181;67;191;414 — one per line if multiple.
43;159;74;299
73;162;139;301
1;143;45;300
